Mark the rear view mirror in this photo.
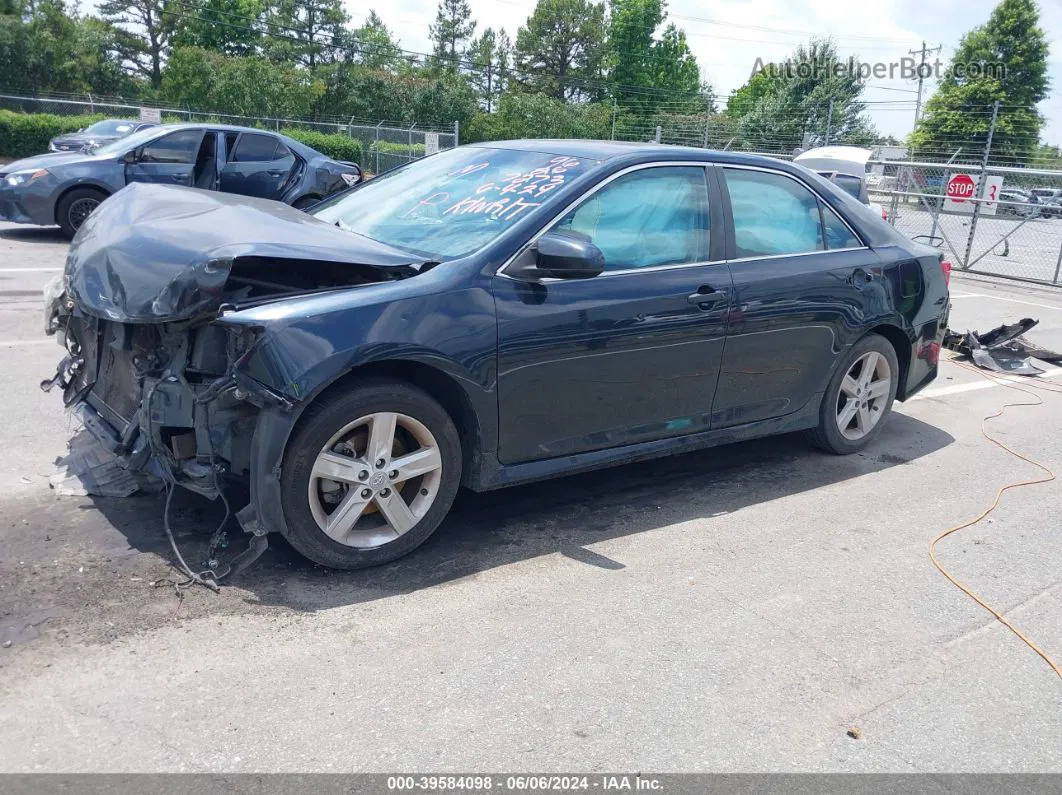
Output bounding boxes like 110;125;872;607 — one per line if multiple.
510;230;605;281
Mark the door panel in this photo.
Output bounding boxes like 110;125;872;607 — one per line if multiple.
124;128;203;187
220;133;296;199
495;266;733;463
712;165;882;429
494;164;732;464
713;249;880;428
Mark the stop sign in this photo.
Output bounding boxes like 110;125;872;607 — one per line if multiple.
946;173;976;202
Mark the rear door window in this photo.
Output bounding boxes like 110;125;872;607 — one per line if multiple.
723;168;824;257
231;133;284;162
821;203;861;250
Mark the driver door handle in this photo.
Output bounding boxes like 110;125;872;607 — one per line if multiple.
687;286;728;306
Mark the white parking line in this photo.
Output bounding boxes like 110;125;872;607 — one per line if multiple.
911;366;1062;401
0;268;62;273
0;339;57;347
949;291;1062;311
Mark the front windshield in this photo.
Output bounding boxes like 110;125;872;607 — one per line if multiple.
92;126;169;157
313;146;596;259
84;120;136;136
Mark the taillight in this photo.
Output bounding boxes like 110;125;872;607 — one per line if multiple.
940;259;952;286
881;207;888;221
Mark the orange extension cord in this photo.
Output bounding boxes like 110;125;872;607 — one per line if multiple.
928;357;1061;680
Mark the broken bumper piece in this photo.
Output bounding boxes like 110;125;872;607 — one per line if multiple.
943;317;1062;375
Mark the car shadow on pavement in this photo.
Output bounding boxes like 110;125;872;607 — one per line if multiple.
83;411;954;613
0;226;66;243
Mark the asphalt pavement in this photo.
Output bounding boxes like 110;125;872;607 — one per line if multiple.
0;221;1059;772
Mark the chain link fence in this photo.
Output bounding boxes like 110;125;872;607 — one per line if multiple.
0;92;457;173
870;163;1062;286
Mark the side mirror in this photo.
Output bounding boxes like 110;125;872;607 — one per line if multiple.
121;150;138;164
510;230;605;281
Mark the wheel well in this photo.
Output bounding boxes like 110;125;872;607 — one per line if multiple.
305;360;481;479
867;324;911;399
54;184;109;225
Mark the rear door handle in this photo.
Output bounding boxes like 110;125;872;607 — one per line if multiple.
687;287;728;306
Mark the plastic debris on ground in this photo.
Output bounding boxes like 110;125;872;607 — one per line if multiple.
943;317;1062;376
49;430;162;497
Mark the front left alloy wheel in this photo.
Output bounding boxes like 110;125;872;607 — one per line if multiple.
280;379;462;569
56;187;107;238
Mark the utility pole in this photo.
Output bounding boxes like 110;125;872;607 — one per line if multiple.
909;40;943;128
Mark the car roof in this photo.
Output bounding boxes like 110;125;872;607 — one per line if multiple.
470;139;805;169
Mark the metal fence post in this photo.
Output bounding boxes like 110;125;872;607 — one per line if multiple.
961;100;1000;269
454;120;459;147
375;121;382;174
825;99;833;146
409;123;415;162
655;126;662;143
702;112;710;149
611;98;617;141
1053;242;1062;284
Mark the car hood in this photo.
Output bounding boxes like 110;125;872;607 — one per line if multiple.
4;151;106;172
65;182;426;323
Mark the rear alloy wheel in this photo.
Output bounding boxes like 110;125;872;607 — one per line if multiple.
280;380;462;569
56;187;107;238
807;333;899;454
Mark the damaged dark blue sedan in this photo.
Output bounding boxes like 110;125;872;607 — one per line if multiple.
44;141;950;569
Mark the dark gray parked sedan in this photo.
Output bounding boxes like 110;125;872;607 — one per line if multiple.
1;123;362;237
48;118;158;153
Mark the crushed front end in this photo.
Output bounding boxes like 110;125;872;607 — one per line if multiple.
42;182;426;529
44;306;265;497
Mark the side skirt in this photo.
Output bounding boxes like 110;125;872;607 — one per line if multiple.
474;395;824;492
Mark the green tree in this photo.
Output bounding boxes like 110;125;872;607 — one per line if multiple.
512;0;606;101
607;0;706;114
734;39;876;152
429;0;474;72
465;91;611;141
909;0;1049;164
466;27;511;111
263;0;348;70
162;44;322;116
0;0;131;94
172;0;263;56
349;10;402;70
725;68;774;117
98;0;178;88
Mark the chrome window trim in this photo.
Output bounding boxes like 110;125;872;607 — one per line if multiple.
720;162;868;250
495;161;722;279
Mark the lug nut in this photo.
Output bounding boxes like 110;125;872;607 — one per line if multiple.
358;470;369;481
420;488;429;496
375;458;386;468
388;470;398;479
360;488;372;499
380;488;391;498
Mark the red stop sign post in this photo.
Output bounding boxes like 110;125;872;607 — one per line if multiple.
946;173;976;203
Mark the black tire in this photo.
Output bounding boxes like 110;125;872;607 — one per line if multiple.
56;187;108;239
806;332;900;455
279;378;462;569
292;195;320;211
